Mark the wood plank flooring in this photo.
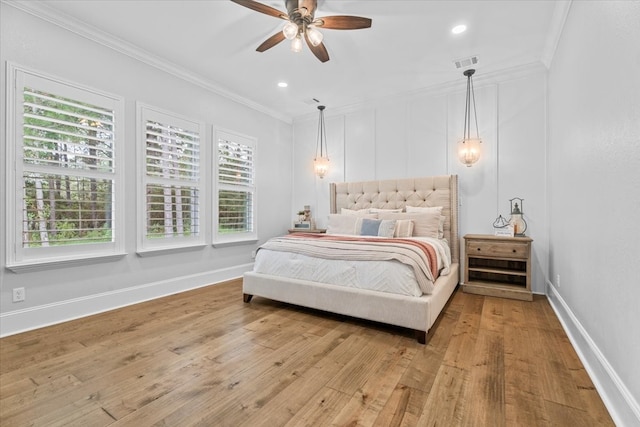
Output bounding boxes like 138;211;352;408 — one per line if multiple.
0;279;614;426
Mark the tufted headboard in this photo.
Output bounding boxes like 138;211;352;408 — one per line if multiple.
330;175;459;263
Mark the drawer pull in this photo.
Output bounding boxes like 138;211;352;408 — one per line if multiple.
513;249;517;253
477;248;481;251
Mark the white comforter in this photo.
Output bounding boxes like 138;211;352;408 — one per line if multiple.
253;235;451;297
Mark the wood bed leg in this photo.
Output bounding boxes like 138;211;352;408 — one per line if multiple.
243;293;253;303
415;330;427;345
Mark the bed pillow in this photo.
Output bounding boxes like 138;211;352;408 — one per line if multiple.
377;211;441;238
327;214;377;235
405;206;445;238
394;219;414;238
327;214;359;235
369;208;403;214
358;218;397;237
405;206;443;214
341;208;377;217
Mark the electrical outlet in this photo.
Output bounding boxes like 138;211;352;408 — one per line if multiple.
556;274;561;288
13;287;26;302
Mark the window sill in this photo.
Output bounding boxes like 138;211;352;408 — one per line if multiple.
136;244;207;257
5;253;128;274
212;238;258;248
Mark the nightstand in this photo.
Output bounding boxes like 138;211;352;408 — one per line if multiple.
287;228;326;234
463;234;533;301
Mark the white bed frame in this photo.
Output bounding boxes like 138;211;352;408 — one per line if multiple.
243;175;459;343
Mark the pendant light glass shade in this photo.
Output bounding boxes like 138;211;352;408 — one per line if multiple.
458;69;482;167
314;105;330;179
458;137;481;166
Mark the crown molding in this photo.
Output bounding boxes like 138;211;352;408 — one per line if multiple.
294;61;549;123
541;0;573;69
2;0;293;124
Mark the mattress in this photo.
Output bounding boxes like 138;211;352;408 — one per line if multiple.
253;236;451;298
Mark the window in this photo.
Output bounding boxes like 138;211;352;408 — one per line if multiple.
6;65;125;269
137;105;204;252
215;130;256;242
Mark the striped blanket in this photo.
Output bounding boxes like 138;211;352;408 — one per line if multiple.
258;233;441;295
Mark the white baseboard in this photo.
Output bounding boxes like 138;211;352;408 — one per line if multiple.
0;263;253;338
546;280;640;427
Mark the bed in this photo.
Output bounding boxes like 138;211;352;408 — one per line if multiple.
243;175;459;343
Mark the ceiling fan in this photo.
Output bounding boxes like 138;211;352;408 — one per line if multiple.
230;0;372;63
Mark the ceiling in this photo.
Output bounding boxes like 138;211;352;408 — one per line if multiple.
27;0;563;121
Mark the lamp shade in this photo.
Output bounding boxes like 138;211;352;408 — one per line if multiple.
306;26;323;46
282;21;298;40
314;156;330;179
458;137;482;167
291;35;303;52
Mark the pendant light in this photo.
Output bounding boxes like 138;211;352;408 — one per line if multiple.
314;105;330;179
458;69;482;167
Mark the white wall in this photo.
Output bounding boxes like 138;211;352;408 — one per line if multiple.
547;2;640;425
292;66;549;294
0;3;293;335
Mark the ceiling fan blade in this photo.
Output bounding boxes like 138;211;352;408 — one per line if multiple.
256;31;286;52
231;0;288;20
315;15;372;30
304;32;329;63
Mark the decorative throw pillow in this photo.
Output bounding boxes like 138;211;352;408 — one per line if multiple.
394;219;414;238
359;218;381;236
377;219;397;238
359;218;397;237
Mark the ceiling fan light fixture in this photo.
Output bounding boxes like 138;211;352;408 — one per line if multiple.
306;26;323;46
291;35;303;52
282;21;298;40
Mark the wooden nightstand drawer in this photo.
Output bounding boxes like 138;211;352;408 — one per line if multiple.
466;240;529;259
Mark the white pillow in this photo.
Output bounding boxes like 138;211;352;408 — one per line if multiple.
378;212;441;238
405;206;443;214
369;208;403;214
340;208;377;217
405;206;445;238
327;214;377;235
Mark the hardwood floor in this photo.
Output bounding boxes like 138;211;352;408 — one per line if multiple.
0;279;614;426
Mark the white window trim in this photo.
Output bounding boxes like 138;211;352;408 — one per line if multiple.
136;103;206;254
213;127;258;245
5;63;126;272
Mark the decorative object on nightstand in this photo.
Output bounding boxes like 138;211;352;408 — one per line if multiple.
509;197;527;236
293;205;316;230
492;214;513;237
463;234;533;301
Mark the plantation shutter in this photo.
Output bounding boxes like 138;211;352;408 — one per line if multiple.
143;115;201;241
21;86;116;247
217;133;255;235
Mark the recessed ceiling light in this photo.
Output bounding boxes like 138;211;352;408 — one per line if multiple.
277;82;288;88
452;24;467;34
